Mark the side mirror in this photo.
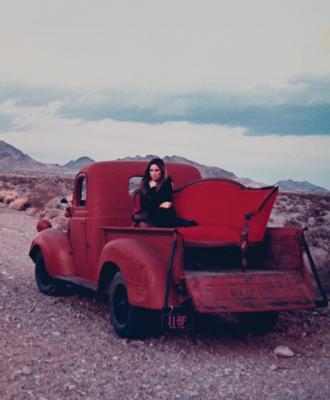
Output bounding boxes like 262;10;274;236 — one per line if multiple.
59;198;70;210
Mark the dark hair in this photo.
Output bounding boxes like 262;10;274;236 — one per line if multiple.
140;158;167;194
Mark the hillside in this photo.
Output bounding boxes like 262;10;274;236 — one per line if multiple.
0;140;327;191
120;154;236;180
0;140;47;171
0;140;64;173
276;179;328;193
63;156;95;170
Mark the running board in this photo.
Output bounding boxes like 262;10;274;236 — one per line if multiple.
56;275;98;291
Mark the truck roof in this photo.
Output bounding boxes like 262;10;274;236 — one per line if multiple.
75;161;201;218
79;160;201;182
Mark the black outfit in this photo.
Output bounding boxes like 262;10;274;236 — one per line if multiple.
133;178;197;228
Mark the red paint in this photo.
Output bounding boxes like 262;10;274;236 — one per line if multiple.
174;179;278;245
29;161;322;317
36;219;52;232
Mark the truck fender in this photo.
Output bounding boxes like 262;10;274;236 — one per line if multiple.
98;238;170;309
29;228;75;277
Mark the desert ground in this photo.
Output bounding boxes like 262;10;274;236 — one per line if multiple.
0;172;329;399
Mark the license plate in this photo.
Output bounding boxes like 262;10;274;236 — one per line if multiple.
161;308;194;331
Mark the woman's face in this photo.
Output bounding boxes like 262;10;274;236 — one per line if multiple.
149;164;162;182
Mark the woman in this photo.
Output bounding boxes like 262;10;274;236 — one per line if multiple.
132;158;197;228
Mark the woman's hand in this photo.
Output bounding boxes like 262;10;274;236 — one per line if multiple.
149;180;157;188
159;201;172;209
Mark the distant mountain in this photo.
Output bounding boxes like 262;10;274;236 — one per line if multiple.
63;156;95;170
276;179;328;193
0;140;93;173
118;154;268;187
1;141;327;192
164;155;236;179
119;154;236;180
0;140;59;171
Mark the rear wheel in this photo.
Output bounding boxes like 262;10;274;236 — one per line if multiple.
35;253;64;296
108;271;158;338
237;312;278;335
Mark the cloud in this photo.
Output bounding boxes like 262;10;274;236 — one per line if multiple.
0;100;329;189
0;2;328;188
1;0;329;91
1;75;330;136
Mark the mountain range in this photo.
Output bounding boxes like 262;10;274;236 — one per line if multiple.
0;140;327;192
274;180;328;193
63;156;95;170
0;140;62;172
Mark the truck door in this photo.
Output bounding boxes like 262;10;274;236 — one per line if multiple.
70;174;89;278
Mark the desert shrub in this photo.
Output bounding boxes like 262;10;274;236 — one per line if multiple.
9;197;31;211
315;216;326;224
0;190;12;203
45;208;60;219
297;213;308;224
317;226;330;241
27;196;45;210
283;218;303;227
3;191;19;204
288;204;301;213
26;207;38;216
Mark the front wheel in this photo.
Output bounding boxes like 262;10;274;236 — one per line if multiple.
108;271;157;338
35;253;64;296
237;312;279;335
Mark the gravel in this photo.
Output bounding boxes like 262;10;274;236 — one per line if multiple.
1;203;330;400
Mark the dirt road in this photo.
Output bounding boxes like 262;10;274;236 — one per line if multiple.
0;203;329;400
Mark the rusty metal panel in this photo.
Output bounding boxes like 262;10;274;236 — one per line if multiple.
185;271;316;313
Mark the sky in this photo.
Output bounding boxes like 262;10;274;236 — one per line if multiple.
0;0;330;188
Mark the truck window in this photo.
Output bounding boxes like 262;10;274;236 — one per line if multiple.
76;176;87;206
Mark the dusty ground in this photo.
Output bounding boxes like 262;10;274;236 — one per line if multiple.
0;202;330;400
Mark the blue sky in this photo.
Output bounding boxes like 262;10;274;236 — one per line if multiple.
0;0;330;188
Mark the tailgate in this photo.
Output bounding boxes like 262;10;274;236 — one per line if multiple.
185;271;316;313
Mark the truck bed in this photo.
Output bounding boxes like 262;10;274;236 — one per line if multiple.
181;228;321;313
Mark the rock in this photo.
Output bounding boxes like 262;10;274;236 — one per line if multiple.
4;314;11;322
273;345;295;358
183;389;199;397
64;383;76;391
26;207;38;216
9;197;30;211
0;190;19;204
22;366;33;376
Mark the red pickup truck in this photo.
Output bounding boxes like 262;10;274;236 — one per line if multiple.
29;161;327;338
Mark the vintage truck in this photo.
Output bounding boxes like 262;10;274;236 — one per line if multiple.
29;161;328;338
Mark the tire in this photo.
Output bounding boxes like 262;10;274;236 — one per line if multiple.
108;271;156;338
237;312;278;335
35;253;64;296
